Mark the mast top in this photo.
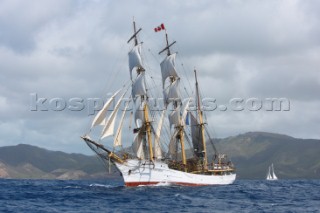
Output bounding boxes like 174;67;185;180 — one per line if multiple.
194;69;201;112
127;20;142;45
158;30;176;56
194;69;198;84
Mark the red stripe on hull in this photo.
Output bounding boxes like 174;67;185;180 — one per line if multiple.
125;181;213;187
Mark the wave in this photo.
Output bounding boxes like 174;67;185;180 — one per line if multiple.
89;183;114;188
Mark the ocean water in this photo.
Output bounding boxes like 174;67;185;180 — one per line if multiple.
0;179;319;213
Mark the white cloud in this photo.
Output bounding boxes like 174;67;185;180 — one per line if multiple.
0;0;319;153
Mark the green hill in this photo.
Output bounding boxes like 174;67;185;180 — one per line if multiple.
0;132;319;179
213;132;320;179
0;144;110;179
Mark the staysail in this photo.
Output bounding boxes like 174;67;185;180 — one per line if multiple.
101;91;127;139
91;90;120;128
133;131;145;159
154;109;166;159
113;101;130;147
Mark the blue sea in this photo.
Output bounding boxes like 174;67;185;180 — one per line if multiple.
0;179;319;213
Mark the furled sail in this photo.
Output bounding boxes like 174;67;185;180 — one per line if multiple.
163;79;181;105
190;113;204;157
160;53;178;87
132;72;146;98
91;90;120;128
101;92;126;139
128;44;144;79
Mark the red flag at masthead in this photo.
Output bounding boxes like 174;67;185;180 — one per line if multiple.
154;23;165;32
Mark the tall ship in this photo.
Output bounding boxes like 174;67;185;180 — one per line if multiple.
82;21;236;186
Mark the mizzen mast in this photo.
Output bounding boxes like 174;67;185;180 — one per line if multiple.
194;69;208;171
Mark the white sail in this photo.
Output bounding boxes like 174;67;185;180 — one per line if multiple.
266;164;278;180
272;171;278;180
154;110;166;159
160;53;178;87
168;130;179;158
136;141;145;159
101;92;126;139
114;124;122;147
132;72;146;98
271;164;278;180
129;44;144;79
113;102;129;147
91;90;120;128
102;116;116;139
168;99;190;128
181;99;190;126
134;102;146;128
163;79;181;105
133;132;145;159
168;106;180;127
266;167;271;180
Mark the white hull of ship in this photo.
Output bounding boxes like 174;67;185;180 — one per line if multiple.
114;159;236;187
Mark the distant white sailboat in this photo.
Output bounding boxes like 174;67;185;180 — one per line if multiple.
266;163;278;180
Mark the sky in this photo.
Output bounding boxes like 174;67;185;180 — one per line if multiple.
0;0;319;154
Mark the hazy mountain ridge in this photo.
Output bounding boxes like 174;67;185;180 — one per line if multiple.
214;132;320;179
0;132;319;180
0;144;115;180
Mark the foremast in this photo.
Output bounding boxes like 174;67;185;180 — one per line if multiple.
128;19;156;161
144;104;154;161
82;20;156;165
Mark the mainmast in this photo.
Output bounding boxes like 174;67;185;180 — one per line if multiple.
159;26;187;168
158;30;176;56
194;70;208;171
